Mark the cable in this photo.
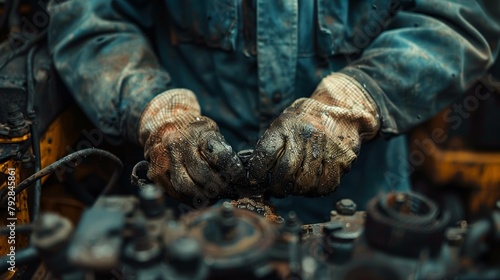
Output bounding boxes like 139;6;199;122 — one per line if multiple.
0;148;123;208
27;44;44;221
0;223;33;235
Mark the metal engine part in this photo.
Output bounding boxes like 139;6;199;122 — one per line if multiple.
2;182;500;279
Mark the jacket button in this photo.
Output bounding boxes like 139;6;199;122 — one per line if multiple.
272;93;282;103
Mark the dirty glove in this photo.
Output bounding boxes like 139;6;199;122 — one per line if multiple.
248;72;380;197
139;89;245;207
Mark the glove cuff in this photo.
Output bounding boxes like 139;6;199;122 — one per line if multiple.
311;72;381;141
138;89;201;146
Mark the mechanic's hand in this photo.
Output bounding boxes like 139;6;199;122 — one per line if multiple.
248;72;380;197
139;89;245;207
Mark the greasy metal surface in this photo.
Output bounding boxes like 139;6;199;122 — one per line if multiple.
68;207;125;270
7;191;499;279
230;197;284;224
182;204;276;271
301;210;366;242
365;192;449;258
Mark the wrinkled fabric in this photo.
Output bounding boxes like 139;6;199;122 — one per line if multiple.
48;0;500;223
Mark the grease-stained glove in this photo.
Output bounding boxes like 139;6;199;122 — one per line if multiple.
139;89;245;207
248;72;380;198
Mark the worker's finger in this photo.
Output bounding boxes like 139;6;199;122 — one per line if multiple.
248;127;286;190
293;125;326;197
317;144;357;196
268;129;304;197
182;146;231;200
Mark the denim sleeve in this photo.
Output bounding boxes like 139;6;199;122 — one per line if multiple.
47;0;172;144
339;0;500;135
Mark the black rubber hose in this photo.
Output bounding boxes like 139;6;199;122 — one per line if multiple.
27;44;44;221
0;223;34;235
0;149;123;207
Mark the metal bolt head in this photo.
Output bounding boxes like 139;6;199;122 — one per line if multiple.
336;199;357;215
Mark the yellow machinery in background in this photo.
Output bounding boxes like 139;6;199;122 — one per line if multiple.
0;105;32;260
0;2;89;274
0;103;87;279
410;72;500;218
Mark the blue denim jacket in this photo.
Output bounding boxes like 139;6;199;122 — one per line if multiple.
47;0;500;222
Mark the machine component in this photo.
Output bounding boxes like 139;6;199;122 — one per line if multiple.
181;202;276;278
122;217;165;280
0;103;32;271
30;212;84;279
164;237;208;280
232;149;285;224
335;199;357;216
3;103;30;137
0;189;500;280
68;207;125;270
461;204;500;264
30;212;72;253
230;197;284;224
365;192;450;258
138;184;165;219
2;158;500;280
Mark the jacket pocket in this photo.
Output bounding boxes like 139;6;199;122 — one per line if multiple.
163;0;238;51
